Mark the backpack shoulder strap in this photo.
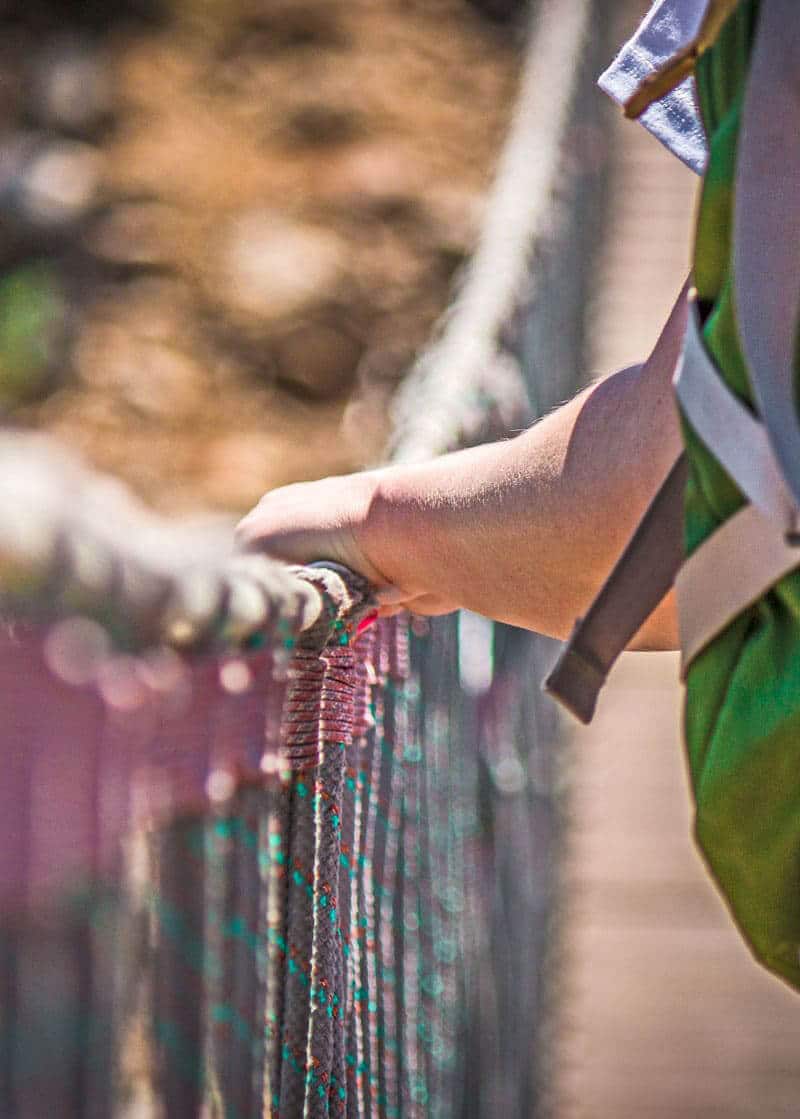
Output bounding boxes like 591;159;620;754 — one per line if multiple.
734;0;800;514
544;454;687;724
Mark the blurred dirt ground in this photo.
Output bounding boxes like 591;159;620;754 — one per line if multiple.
0;0;520;512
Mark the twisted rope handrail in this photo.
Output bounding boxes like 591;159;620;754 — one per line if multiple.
0;433;370;652
389;0;592;461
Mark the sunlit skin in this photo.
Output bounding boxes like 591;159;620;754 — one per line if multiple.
237;281;689;650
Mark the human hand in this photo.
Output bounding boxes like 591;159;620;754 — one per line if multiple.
235;469;459;619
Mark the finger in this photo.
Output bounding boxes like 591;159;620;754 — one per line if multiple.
372;584;409;606
375;594;458;619
405;594;459;617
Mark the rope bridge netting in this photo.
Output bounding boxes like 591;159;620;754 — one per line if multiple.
0;2;607;1115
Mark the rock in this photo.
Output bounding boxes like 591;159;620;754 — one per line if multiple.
31;39;115;137
340;378;393;467
354;339;414;385
284;103;364;148
465;0;527;22
0;133;39;214
273;320;362;399
86;200;176;270
217;210;344;322
323;142;424;218
74;324;203;420
201;432;274;511
0;135;102;261
423;186;484;256
0;49;25;132
218;4;348;59
107;277;190;343
18;140;103;229
3;0;164;33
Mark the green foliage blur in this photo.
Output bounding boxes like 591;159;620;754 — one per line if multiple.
0;264;63;408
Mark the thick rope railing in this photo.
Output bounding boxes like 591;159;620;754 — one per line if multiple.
389;0;593;461
0;1;603;1115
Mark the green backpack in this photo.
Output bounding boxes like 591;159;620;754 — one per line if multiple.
548;0;800;992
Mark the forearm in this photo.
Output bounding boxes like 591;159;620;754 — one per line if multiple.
366;291;687;642
238;286;688;648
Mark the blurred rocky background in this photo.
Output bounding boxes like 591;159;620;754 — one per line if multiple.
0;0;525;512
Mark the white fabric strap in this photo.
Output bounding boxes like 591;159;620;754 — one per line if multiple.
597;0;712;175
677;502;800;675
674;295;798;533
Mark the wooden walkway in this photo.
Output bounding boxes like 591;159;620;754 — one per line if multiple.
551;9;800;1114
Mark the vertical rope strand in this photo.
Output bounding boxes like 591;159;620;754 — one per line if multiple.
305;630;357;1119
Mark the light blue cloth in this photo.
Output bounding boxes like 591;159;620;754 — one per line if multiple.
599;0;710;174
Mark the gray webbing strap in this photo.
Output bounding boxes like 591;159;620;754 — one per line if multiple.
674;294;798;531
677;501;800;674
734;0;800;514
544;454;687;724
